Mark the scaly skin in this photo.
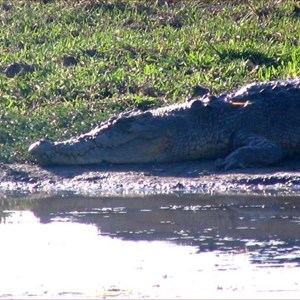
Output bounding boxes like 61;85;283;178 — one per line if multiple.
29;79;300;169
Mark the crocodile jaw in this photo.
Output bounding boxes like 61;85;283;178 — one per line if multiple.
28;136;171;165
28;140;56;165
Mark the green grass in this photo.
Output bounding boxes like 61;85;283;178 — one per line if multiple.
1;0;300;163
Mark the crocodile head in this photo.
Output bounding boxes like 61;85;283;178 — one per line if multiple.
28;110;175;165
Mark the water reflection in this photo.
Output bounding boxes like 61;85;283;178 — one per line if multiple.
2;193;300;264
0;195;300;299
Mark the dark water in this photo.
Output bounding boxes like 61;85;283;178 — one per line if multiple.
1;193;300;298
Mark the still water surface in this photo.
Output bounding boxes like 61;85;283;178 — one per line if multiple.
1;193;300;298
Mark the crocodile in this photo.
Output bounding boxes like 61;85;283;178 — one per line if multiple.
28;79;300;169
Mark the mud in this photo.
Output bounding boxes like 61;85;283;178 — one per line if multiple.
1;159;300;197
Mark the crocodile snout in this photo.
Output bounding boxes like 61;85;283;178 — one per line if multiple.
28;140;55;165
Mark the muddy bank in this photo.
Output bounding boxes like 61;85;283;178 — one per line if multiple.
1;160;300;197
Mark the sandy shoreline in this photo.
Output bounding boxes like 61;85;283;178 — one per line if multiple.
1;160;300;197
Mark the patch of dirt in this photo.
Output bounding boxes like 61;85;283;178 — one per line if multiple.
1;160;300;197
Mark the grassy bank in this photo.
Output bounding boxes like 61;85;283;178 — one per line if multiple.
1;0;300;163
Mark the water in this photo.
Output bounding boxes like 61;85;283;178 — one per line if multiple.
1;193;300;298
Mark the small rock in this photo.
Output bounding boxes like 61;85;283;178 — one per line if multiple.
2;3;12;11
5;62;35;78
71;29;80;37
62;56;78;67
5;63;21;78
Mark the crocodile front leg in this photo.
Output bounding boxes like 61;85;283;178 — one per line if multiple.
215;130;283;170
